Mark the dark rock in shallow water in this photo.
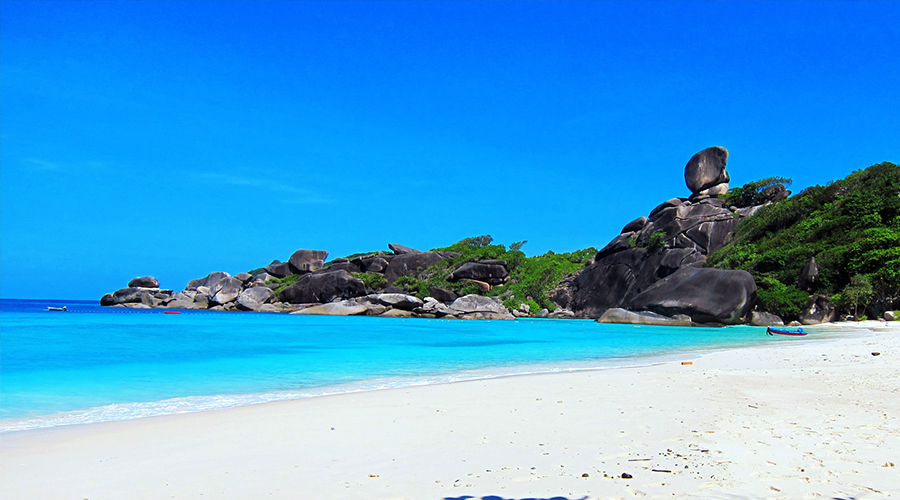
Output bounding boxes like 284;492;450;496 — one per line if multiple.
800;294;836;325
100;293;116;306
278;270;367;304
128;276;159;288
288;249;328;274
448;261;509;286
629;267;757;325
684;146;729;194
383;252;448;285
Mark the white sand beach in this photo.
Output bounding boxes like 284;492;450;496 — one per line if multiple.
2;322;898;500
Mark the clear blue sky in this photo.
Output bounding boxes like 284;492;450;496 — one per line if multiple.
1;1;898;300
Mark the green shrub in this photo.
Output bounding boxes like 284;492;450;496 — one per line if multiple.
755;277;809;319
723;176;793;208
352;272;386;290
710;162;900;305
267;274;303;295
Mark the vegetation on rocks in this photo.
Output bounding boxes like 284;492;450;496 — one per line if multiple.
266;274;302;295
387;235;596;312
722;176;793;208
352;272;387;290
709;162;900;318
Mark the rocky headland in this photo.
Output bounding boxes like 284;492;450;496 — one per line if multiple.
101;147;898;325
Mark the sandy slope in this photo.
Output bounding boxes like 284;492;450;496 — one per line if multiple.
2;322;898;500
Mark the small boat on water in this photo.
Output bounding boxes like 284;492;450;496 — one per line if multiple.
47;306;68;312
767;327;807;336
163;311;181;314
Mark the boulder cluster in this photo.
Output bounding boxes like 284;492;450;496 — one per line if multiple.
100;245;522;319
552;146;762;325
101;146;809;325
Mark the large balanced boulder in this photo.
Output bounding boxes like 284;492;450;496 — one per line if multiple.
448;261;509;286
684;146;729;194
128;276;159;288
236;287;275;311
279;270;368;304
629;267;757;324
289;249;328;274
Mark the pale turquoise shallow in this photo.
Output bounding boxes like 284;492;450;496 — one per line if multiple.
0;298;805;432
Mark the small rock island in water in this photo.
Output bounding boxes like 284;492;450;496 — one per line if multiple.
101;147;900;326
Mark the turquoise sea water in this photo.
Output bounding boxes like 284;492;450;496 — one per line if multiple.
1;298;804;432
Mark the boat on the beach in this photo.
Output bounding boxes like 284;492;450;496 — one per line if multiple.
47;306;67;312
766;327;807;336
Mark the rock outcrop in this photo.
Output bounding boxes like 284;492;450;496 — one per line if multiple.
629;268;757;324
448;261;509;286
446;294;514;320
236;287;275;311
597;308;692;326
279;270;368;304
750;311;784;327
562;146;773;322
388;243;422;255
800;295;836;325
288;249;328;274
798;257;819;292
98;146;792;324
383;252;449;285
128;276;159;288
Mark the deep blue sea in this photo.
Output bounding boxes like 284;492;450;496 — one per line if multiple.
1;298;805;432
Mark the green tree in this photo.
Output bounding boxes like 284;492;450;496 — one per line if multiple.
838;274;873;319
723;176;793;208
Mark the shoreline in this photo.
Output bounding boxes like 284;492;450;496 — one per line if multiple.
0;322;869;434
2;322;897;499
